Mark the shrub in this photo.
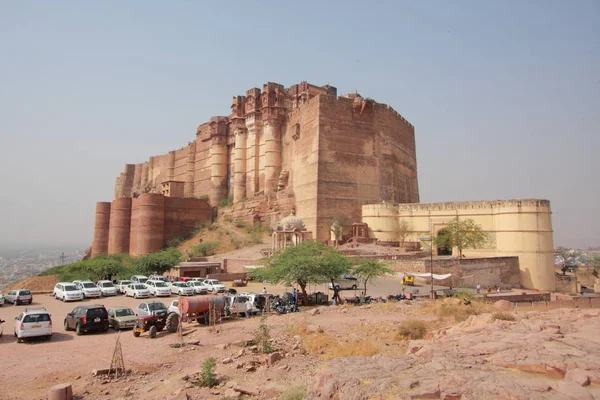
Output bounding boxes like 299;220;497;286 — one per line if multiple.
492;312;516;322
219;196;233;208
193;221;208;235
231;238;243;250
395;319;427;340
279;386;306;400
254;316;273;354
199;358;217;387
234;219;246;228
187;242;219;258
455;288;473;300
250;232;263;244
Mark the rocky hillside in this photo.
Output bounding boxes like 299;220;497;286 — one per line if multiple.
308;306;600;399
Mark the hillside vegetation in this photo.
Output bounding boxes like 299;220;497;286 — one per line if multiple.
32;220;270;285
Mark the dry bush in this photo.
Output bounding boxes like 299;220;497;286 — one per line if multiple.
285;319;309;336
395;319;427;340
423;300;494;322
492;312;516;322
279;386;306;400
303;332;337;355
327;339;379;359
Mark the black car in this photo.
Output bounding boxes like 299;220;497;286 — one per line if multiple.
64;305;109;335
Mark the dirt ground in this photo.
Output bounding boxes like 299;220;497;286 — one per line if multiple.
0;277;437;400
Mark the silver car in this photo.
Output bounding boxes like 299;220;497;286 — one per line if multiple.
4;289;33;305
135;301;169;318
170;282;194;296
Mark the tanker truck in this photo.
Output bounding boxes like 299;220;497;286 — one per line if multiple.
168;295;226;327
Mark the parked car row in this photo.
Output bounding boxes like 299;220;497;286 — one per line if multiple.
6;290;275;343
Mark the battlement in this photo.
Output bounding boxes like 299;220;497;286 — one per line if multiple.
394;199;551;212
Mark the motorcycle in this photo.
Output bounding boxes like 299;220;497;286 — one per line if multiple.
271;293;299;314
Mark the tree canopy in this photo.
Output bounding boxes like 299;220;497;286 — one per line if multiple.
353;259;394;295
434;217;487;258
249;240;352;303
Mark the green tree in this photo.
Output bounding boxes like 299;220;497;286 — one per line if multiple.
249;241;351;304
353;259;394;295
135;248;182;276
434;217;487;258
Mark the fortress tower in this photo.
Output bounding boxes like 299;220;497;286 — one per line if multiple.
109;81;420;244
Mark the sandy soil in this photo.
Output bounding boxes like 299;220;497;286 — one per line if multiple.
0;277;431;400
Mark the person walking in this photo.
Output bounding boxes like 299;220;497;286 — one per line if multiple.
263;287;267;294
245;299;253;318
292;288;299;311
476;283;481;294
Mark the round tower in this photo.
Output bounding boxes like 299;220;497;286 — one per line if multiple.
130;193;165;256
361;203;400;241
108;197;132;255
91;202;111;257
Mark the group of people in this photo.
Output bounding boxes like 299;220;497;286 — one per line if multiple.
476;283;502;294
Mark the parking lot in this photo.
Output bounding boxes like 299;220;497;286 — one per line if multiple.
0;276;443;399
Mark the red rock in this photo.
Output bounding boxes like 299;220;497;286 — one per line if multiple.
566;368;590;386
267;352;282;366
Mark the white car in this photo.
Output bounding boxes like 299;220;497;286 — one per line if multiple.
0;293;4;306
14;307;52;342
125;284;151;299
96;281;118;296
203;279;226;293
116;280;133;294
74;281;101;298
148;275;170;283
145;280;172;297
168;299;180;315
53;283;84;302
170;282;194;296
186;281;210;295
131;275;149;284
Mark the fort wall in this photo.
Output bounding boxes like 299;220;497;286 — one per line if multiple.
362;199;555;291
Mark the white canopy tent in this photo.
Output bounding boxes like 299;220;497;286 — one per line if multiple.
394;272;452;281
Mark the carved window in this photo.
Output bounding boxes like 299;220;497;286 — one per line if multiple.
292;123;300;141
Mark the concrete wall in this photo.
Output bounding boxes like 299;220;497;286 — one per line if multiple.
555;275;578;294
363;199;555;291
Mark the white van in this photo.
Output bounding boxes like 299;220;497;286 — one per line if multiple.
328;275;361;290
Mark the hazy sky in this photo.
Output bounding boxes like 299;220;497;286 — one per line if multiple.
1;1;598;249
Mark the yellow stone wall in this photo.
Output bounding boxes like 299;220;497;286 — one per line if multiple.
362;199;555;291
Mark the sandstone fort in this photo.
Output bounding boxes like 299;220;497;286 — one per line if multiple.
91;80;554;291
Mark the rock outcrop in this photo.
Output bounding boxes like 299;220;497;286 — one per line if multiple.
307;309;600;400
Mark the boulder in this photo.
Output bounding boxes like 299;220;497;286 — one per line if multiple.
267;352;283;366
493;300;514;311
222;357;233;364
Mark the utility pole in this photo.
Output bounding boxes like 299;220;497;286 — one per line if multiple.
60;252;66;265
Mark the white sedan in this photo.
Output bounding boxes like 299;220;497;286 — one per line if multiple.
170;282;194;296
96;281;118;296
186;281;209;294
125;284;151;299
